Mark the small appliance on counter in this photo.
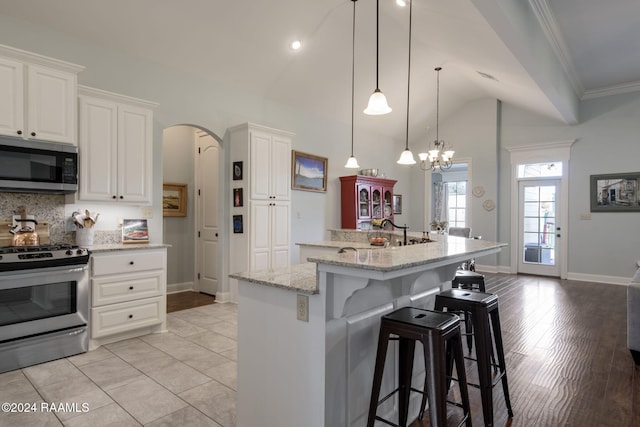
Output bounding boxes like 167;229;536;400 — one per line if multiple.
0;206;50;247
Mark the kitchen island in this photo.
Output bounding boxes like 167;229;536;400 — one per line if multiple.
232;236;506;427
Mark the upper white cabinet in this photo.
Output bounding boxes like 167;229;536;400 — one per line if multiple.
0;44;83;144
249;129;291;201
78;85;157;204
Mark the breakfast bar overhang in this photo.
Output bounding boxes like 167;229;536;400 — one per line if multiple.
232;237;506;427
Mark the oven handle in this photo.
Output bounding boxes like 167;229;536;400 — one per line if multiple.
0;264;88;280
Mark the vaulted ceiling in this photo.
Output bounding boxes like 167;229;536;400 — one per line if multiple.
2;0;639;143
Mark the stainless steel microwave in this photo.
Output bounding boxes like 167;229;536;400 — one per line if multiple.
0;137;78;194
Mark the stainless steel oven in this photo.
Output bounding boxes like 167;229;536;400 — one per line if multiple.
0;245;90;373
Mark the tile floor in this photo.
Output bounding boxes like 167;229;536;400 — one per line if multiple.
0;302;238;427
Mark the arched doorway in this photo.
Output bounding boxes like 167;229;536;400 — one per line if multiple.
162;125;228;302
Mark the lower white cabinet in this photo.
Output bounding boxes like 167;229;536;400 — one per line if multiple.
89;247;167;349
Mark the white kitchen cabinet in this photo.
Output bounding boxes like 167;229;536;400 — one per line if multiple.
78;85;157;204
229;123;294;301
249;128;291;201
0;44;83;144
89;247;167;350
250;200;290;270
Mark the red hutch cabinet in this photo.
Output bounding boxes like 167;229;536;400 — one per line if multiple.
340;175;396;229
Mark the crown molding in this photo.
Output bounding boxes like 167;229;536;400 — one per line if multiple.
529;0;584;97
582;80;640;100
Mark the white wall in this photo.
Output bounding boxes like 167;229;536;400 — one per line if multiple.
162;126;196;287
500;91;640;280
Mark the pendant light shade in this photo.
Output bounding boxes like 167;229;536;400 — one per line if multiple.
364;0;391;115
345;0;360;169
345;156;360;168
396;0;415;165
397;148;416;164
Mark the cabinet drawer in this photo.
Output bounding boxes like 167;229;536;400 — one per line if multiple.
91;296;162;338
92;270;163;307
92;250;164;276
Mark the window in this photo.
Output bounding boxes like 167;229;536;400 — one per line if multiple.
517;162;562;178
446;180;466;228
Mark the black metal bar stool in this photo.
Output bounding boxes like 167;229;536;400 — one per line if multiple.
367;307;472;427
435;289;513;427
452;270;486;353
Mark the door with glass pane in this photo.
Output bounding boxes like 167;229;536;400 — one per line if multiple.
518;179;560;276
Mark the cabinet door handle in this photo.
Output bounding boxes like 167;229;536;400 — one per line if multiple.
128;314;133;319
129;286;134;290
30;132;36;137
119;195;124;199
17;130;22;135
129;261;134;265
112;195;117;199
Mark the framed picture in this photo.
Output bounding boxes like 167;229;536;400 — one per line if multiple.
393;194;402;214
162;183;187;217
233;215;243;233
233;188;243;207
122;219;149;243
292;150;328;192
590;172;640;212
233;161;243;180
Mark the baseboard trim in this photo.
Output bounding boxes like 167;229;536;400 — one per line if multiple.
216;291;231;303
167;282;194;294
566;272;629;286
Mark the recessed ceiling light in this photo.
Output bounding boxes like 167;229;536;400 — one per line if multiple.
396;0;407;6
290;40;302;51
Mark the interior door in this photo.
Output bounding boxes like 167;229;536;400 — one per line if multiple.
518;179;561;276
196;131;219;295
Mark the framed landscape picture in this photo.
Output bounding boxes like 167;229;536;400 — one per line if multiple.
162;183;187;217
122;219;149;243
291;150;328;192
590;172;640;212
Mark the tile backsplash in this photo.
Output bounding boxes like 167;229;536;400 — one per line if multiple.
0;193;72;244
0;193;121;245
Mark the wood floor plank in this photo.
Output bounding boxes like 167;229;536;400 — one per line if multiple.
408;273;639;427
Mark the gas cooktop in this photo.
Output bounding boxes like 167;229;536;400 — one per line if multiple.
0;244;90;272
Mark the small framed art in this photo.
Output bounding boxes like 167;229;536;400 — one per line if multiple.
233;188;243;207
233;161;243;180
292;150;328;192
162;183;187;217
122;219;149;243
233;215;243;233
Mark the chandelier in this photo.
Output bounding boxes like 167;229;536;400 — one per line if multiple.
418;67;455;171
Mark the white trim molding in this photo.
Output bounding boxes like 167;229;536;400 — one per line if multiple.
567;272;629;286
167;281;194;294
505;140;575;279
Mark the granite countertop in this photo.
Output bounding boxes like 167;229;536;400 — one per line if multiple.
307;237;506;273
296;240;385;249
229;262;318;295
232;237;507;294
86;243;170;253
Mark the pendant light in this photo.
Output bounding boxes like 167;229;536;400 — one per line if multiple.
364;0;392;115
397;0;416;165
345;0;360;169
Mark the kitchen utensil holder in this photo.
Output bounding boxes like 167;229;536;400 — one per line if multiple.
76;227;94;246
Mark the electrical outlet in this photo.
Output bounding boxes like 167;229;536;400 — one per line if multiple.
296;294;309;322
580;213;591;220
